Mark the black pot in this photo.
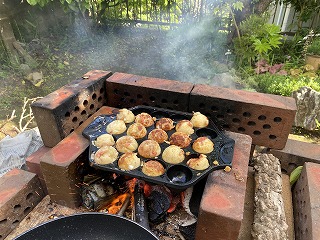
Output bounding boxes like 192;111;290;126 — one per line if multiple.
14;213;158;240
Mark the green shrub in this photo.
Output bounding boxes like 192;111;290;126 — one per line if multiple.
249;73;320;96
233;14;283;68
307;38;320;56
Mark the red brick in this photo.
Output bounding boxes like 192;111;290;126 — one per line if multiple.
292;162;320;240
40;106;115;208
196;132;252;240
32;70;112;147
190;85;296;149
270;138;320;173
106;72;194;111
0;169;45;239
26;146;50;194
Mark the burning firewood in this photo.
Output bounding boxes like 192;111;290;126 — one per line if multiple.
179;186;198;240
81;173;127;211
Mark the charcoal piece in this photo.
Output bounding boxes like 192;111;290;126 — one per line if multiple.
179;222;197;240
81;181;116;210
147;185;171;224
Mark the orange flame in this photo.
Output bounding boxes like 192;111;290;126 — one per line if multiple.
127;178;137;193
106;193;130;214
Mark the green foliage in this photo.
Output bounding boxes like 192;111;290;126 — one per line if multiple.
27;0;51;7
251;73;320;96
232;1;244;11
271;34;305;64
290;166;303;186
233;14;283;68
26;0;184;24
307;38;320;56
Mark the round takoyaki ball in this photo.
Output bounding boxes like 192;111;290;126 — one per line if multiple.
118;152;141;171
94;146;118;165
127;123;147;139
190;112;209;128
94;134;115;148
106;120;127;135
175;120;194;135
192;137;214;154
187;154;210;170
155;118;175;131
148;129;168;143
116;108;135;123
142;160;165;177
162;145;185;164
169;132;191;148
138;140;161;158
116;136;138;153
135;113;155;127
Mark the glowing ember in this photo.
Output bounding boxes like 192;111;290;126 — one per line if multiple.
106;193;130;214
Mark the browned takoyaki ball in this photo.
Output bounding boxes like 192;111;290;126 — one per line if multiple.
127;123;147;139
155;118;175;131
192;137;214;154
138;140;161;158
169;132;191;148
135;113;155;127
142;160;165;177
148;129;168;143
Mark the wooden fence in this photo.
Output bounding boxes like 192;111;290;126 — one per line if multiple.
268;2;320;34
100;0;320;33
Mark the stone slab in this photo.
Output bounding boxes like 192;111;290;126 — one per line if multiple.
270;138;320;174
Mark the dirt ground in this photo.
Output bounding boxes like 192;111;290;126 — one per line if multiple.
0;26;216;123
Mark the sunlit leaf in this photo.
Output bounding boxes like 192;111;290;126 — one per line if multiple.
26;0;38;5
232;1;244;11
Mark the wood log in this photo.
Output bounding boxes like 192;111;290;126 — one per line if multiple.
252;153;289;240
13;41;38;67
0;0;37;67
0;17;20;65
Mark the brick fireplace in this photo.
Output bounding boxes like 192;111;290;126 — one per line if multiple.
1;70;297;239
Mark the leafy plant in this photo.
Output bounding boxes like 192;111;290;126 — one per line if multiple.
290;166;303;186
253;74;320;96
255;59;287;75
233;14;283;68
307;38;320;56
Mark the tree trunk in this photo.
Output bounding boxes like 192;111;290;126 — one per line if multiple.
254;0;274;15
227;0;274;45
0;0;20;65
0;0;37;66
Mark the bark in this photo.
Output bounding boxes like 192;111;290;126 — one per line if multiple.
254;0;274;15
0;0;37;66
252;153;288;240
227;0;274;45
